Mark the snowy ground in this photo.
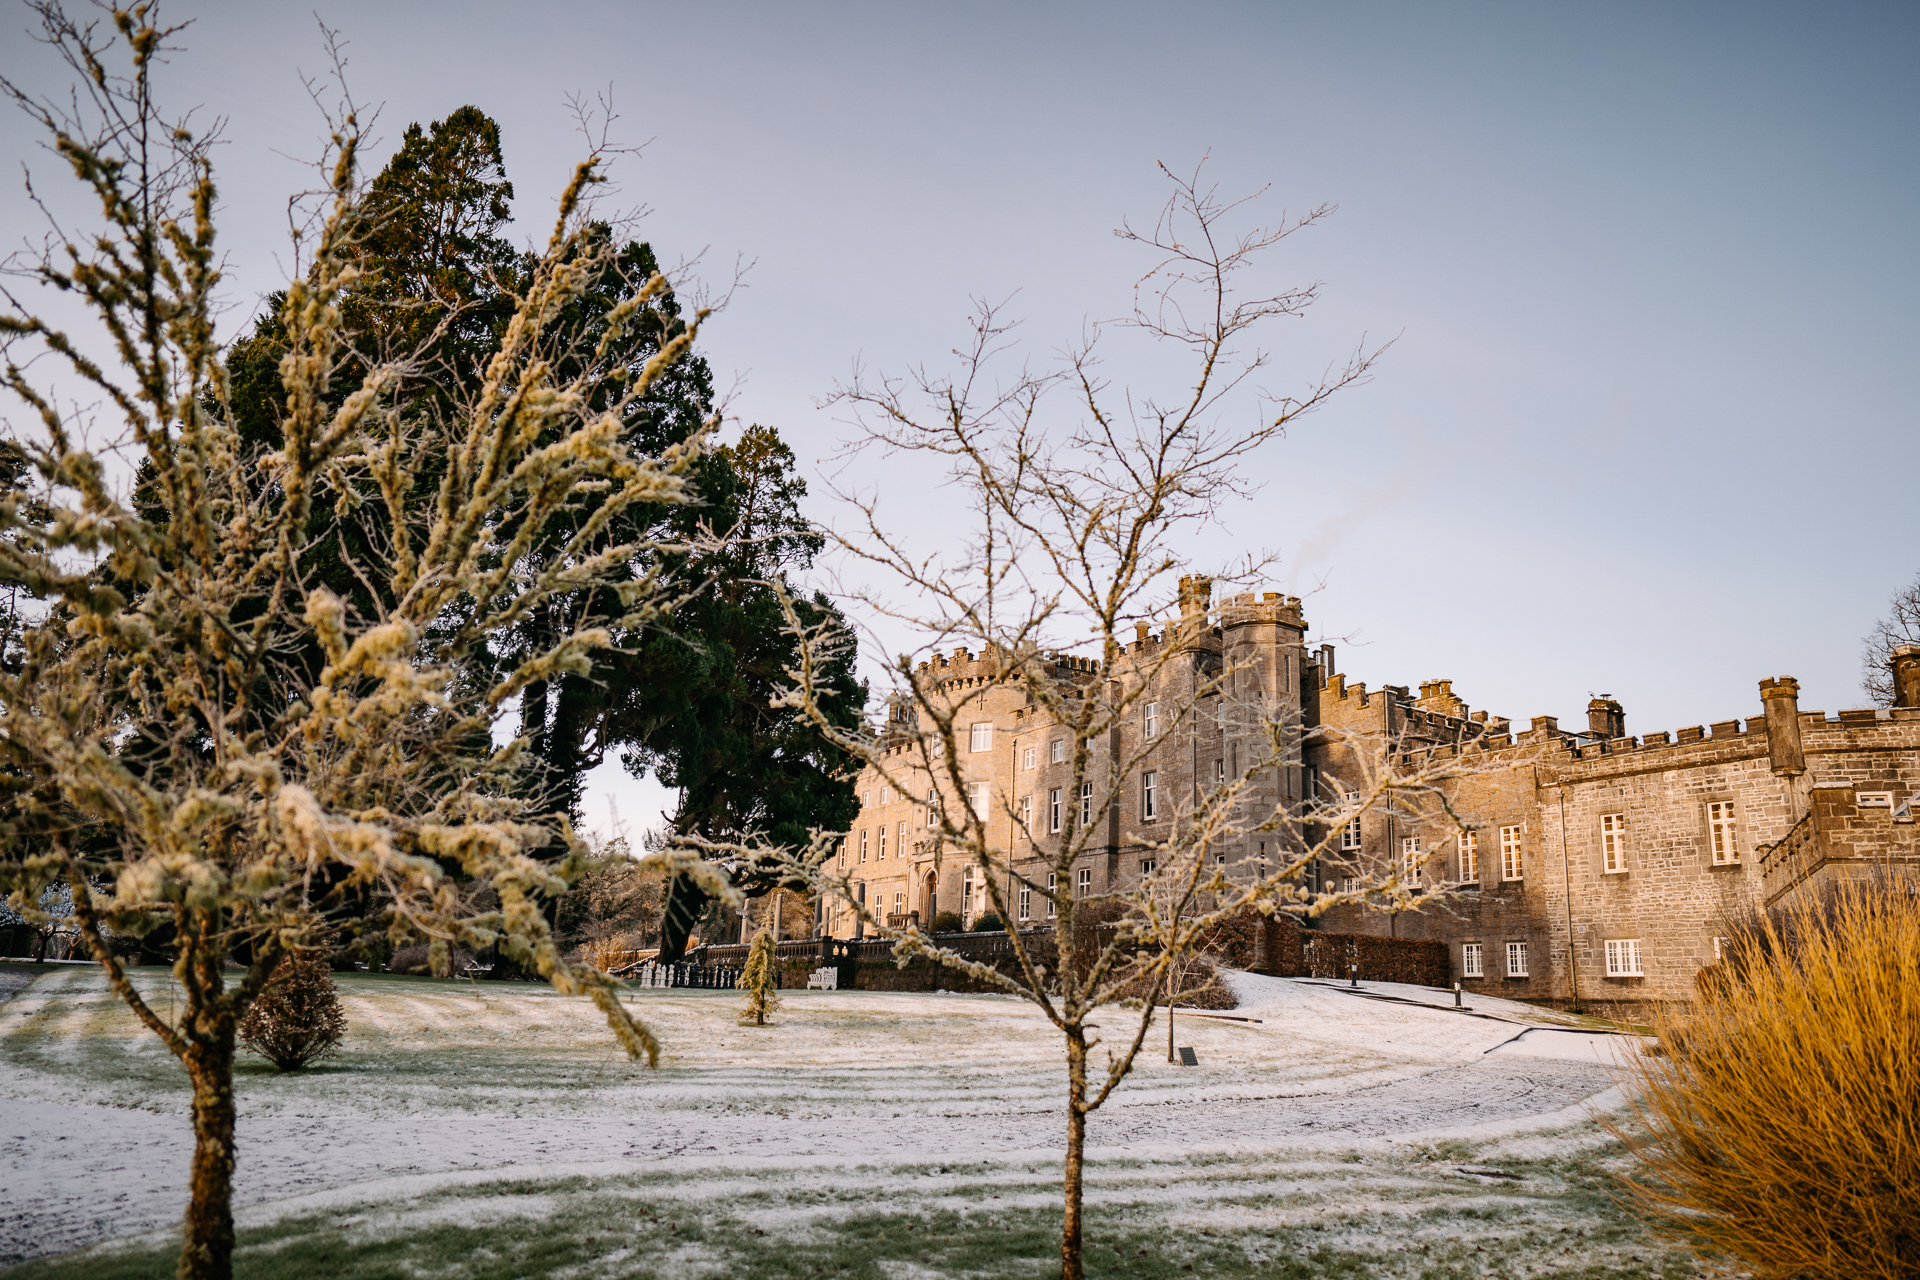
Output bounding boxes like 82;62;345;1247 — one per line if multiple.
0;965;1696;1278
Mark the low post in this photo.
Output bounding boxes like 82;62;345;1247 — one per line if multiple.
1454;981;1462;1008
1349;963;1358;989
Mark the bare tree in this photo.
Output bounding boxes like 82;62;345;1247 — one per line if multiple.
754;160;1483;1280
0;9;730;1277
1861;570;1920;706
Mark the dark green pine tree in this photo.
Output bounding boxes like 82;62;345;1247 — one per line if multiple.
220;108;863;948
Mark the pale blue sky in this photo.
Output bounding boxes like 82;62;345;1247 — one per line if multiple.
3;2;1915;836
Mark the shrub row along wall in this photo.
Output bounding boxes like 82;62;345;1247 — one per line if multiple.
1267;923;1449;987
687;917;1448;993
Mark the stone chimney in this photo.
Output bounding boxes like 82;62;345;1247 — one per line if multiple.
1587;696;1625;740
1177;574;1213;620
1759;676;1805;776
1892;644;1920;709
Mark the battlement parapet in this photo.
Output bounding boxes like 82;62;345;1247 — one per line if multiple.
1218;591;1306;631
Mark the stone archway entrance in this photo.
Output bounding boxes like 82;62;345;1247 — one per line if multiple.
921;870;937;925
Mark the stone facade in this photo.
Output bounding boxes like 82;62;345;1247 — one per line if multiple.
833;589;1920;1018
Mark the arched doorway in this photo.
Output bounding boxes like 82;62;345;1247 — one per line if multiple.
922;870;937;926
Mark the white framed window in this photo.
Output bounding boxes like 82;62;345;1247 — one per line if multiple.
1019;795;1032;833
968;781;990;820
1461;942;1484;978
1712;935;1731;960
893;890;903;913
1402;836;1422;886
1023;746;1036;770
1140;858;1156;879
969;722;993;753
1256;839;1269;879
926;789;936;828
1506;941;1529;977
1077;867;1092;897
1050;739;1065;764
838;839;846;870
1601;813;1627;873
1144;702;1160;738
1018;886;1031;921
1049;788;1062;833
1458;832;1479;883
877;826;887;860
898;822;906;856
1142;770;1158;820
882;785;893;806
1215;758;1225;784
1047;872;1058;916
1080;781;1093;828
1341;812;1362;852
1604;938;1643;977
1341;876;1359;894
859;830;869;864
1500;826;1524;881
1708;800;1739;864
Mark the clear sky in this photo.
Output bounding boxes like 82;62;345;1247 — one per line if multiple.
3;1;1915;838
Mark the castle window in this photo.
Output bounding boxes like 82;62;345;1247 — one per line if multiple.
1050;739;1065;764
1080;781;1093;828
1018;886;1031;921
1047;872;1058;916
1708;801;1739;864
1019;794;1032;833
1712;935;1732;960
1140;858;1156;879
838;839;846;870
926;789;936;828
893;891;903;914
1215;758;1225;784
1462;942;1484;978
1500;826;1524;880
1023;746;1036;770
1341;876;1359;894
877;826;887;860
1601;813;1627;873
1049;788;1062;833
1077;867;1092;897
1402;836;1422;886
1144;702;1160;738
1142;770;1158;820
859;830;868;864
1605;938;1643;977
1341;805;1362;852
1458;832;1479;883
1505;941;1529;978
968;781;989;820
969;722;993;753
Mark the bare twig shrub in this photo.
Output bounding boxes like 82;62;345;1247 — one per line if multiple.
238;955;347;1071
1615;882;1920;1279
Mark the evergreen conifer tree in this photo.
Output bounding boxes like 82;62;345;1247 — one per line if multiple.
738;928;781;1026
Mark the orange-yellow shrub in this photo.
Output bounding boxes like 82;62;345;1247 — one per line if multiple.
1615;882;1920;1279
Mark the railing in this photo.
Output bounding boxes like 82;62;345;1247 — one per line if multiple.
1759;813;1817;908
617;960;740;989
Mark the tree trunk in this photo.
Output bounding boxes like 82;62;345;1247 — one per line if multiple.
181;1032;238;1280
1061;1028;1087;1280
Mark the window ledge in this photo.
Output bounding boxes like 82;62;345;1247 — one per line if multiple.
1707;860;1744;871
1603;869;1630;876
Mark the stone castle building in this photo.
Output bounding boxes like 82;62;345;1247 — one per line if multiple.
833;579;1920;1016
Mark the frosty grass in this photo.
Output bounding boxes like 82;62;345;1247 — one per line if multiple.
0;963;1719;1278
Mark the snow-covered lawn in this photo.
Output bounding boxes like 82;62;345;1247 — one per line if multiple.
0;964;1704;1278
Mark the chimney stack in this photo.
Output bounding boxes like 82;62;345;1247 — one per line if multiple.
1177;574;1213;620
1892;645;1920;709
1759;676;1805;776
1587;696;1625;740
